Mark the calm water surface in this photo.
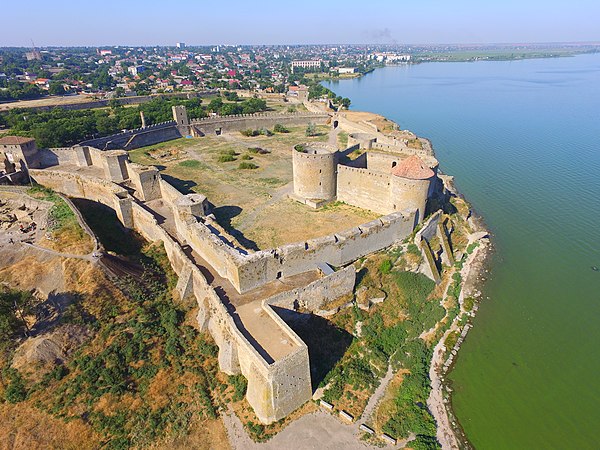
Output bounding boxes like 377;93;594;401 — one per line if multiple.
325;54;600;449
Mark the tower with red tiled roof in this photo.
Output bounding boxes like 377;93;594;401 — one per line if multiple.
390;155;434;223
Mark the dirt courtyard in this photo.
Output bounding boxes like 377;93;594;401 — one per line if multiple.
129;126;378;250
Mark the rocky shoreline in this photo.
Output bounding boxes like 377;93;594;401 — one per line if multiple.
427;208;492;450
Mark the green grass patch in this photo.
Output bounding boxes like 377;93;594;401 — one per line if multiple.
177;159;202;168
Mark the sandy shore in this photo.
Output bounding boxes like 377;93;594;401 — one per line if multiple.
427;216;492;449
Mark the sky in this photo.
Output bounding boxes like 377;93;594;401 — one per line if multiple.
1;0;599;47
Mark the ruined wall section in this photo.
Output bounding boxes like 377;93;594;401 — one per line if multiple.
33;167;312;425
28;168;133;227
266;265;356;312
237;212;414;292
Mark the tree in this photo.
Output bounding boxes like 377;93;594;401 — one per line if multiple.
305;123;317;137
48;82;66;96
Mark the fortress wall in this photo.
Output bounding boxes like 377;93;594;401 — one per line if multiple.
266;265;356;312
336;115;378;135
185;221;244;286
124;125;183;149
372;141;430;158
30;167;312;424
29;169;134;227
80;121;178;150
235;211;413;293
191;112;329;135
159;178;182;204
43;147;77;166
336;165;392;214
367;151;404;173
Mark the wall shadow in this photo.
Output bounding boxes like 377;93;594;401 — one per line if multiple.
71;198;144;255
271;306;353;391
160;174;197;194
212;205;260;251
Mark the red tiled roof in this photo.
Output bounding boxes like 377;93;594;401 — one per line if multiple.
392;155;434;180
0;136;35;145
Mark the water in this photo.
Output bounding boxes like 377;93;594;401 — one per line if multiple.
324;54;600;449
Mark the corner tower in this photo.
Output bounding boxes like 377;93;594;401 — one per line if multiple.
390;155;434;223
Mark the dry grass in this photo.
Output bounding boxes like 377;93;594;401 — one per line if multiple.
0;402;100;450
129;127;378;249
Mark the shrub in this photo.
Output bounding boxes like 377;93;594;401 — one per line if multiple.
238;162;258;170
379;259;393;274
463;296;475;311
241;154;252;160
294;144;306;153
218;154;236;162
305;123;318;137
240;129;259;137
229;374;248;401
273;123;289;133
407;243;421;256
259;128;273;136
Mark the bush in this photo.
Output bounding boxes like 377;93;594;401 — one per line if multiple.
238;162;258;170
463;296;475;311
229;374;247;401
379;259;393;274
294;144;306;153
305;123;318;137
240;129;259;137
241;154;252;160
273;124;289;133
218;154;236;162
407;243;421;256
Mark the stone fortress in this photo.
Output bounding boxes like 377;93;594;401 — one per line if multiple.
0;103;447;425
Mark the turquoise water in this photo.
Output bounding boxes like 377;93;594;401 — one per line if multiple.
325;54;600;449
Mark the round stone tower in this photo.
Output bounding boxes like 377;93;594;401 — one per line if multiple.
292;143;337;202
390;155;434;223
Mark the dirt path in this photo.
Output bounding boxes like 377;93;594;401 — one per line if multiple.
360;363;394;424
223;407;381;450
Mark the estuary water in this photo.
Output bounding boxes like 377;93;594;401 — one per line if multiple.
324;53;600;449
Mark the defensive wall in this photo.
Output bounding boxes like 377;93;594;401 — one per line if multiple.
80;120;181;150
79;111;330;151
29;162;314;424
189;111;329;136
337;165;393;214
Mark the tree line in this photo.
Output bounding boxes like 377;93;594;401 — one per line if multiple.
0;95;267;148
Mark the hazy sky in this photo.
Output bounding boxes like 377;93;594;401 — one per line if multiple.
2;0;599;47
